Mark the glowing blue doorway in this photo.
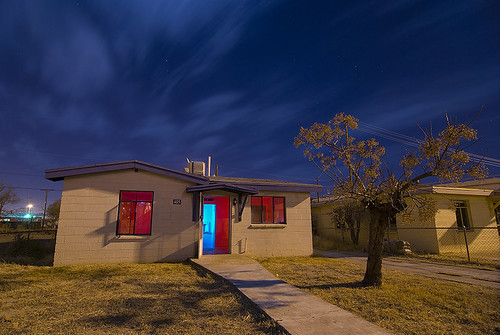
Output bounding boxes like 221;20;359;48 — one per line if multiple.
203;204;216;251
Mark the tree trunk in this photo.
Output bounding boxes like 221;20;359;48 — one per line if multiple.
362;208;387;287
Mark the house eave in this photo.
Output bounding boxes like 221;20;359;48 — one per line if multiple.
430;186;494;196
45;160;323;193
186;183;259;194
45;160;209;183
228;182;323;193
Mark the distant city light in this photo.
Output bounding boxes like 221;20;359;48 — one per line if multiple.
27;203;33;215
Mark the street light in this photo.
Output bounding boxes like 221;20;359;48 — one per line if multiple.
26;203;34;228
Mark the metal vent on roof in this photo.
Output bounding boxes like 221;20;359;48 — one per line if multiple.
187;161;205;176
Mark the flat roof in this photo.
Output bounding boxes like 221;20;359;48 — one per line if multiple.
209;176;323;193
435;177;500;190
186;183;259;194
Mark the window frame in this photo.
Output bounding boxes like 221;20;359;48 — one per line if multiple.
116;190;154;236
454;200;472;230
251;196;286;224
494;205;500;236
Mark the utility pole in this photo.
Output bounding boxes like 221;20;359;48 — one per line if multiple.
316;177;320;202
41;189;54;230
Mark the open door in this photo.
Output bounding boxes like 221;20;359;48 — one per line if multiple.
202;196;229;255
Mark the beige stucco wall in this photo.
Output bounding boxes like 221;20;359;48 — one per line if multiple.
311;204;337;249
54;170;198;265
397;193;500;257
396;204;439;253
432;194;500;257
311;188;500;259
311;203;397;250
229;191;313;257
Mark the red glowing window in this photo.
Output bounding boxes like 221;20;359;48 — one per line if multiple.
273;197;285;223
117;191;153;235
251;196;286;224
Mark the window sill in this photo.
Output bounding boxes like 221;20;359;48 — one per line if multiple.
115;235;151;241
249;224;287;229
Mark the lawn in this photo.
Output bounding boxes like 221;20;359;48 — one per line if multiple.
0;262;285;335
258;256;500;335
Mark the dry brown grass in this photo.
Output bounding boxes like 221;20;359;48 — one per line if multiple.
0;262;285;335
258;256;500;335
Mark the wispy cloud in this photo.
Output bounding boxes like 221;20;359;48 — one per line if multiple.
41;26;113;99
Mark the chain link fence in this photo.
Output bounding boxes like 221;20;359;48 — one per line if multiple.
313;224;500;264
396;226;499;263
0;229;57;265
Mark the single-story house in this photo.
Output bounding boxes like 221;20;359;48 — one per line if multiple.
310;198;398;250
45;160;322;265
311;178;500;258
397;178;500;257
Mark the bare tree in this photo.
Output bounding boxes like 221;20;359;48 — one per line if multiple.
295;113;486;286
0;182;20;215
47;199;61;222
331;200;364;245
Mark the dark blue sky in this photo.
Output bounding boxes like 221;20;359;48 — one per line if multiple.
1;1;499;213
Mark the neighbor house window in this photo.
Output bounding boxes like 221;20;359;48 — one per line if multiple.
117;191;154;235
454;200;471;230
251;196;285;224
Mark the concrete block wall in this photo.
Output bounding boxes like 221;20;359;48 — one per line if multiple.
311;204;373;249
54;170;198;265
230;191;313;257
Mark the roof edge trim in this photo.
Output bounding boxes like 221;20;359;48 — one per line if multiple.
45;160;209;183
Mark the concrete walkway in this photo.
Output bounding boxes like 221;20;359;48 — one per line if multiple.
314;249;500;289
191;255;391;335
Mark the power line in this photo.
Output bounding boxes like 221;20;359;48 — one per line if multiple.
6;186;62;192
356;122;500;168
0;171;44;177
358;121;420;144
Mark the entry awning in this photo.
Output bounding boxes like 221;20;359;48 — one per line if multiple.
186;183;258;195
186;183;258;222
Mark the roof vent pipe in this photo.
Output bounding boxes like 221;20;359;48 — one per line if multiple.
207;156;212;177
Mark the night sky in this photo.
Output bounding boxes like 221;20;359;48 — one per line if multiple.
1;1;499;213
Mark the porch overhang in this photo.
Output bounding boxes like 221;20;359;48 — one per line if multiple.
186;183;258;195
186;183;258;222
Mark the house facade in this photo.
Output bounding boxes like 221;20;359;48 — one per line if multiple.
311;178;500;259
397;178;500;257
45;160;322;266
311;199;398;250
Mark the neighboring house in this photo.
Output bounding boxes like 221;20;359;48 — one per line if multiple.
45;160;322;266
311;198;398;250
398;178;500;258
311;177;500;258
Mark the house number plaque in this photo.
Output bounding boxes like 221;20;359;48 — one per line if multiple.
173;199;182;205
